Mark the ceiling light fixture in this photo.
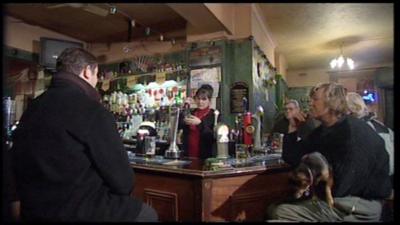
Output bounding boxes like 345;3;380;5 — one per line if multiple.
330;43;355;70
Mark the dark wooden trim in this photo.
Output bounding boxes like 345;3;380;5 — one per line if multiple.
4;46;39;63
201;178;213;221
143;188;179;221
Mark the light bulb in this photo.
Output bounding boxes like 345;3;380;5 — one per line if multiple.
337;55;344;68
347;58;354;70
330;59;337;69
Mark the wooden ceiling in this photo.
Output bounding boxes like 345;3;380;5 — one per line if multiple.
5;3;188;43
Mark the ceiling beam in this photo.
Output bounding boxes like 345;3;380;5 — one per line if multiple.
89;29;187;44
167;3;227;35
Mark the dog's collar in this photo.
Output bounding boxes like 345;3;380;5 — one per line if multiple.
306;166;314;186
303;166;314;198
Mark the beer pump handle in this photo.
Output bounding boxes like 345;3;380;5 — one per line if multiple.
257;106;264;132
242;97;248;113
214;110;220;128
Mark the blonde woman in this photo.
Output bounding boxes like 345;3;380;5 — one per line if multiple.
346;92;394;178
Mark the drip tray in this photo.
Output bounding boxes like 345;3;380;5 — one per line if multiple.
162;160;191;166
128;153;191;166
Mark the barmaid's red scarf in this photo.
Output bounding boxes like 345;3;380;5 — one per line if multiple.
188;107;210;158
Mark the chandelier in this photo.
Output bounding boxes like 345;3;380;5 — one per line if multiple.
330;43;355;70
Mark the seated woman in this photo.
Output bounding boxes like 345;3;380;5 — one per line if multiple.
179;84;216;159
346;92;394;182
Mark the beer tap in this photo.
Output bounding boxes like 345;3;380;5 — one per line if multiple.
213;110;220;128
164;107;181;159
242;97;253;146
213;110;229;159
252;106;264;152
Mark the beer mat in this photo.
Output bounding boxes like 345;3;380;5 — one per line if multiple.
227;153;283;167
162;160;191;166
264;153;282;159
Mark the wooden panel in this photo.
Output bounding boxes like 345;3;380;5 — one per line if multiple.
132;166;291;222
132;172;200;222
230;191;267;221
200;179;213;221
207;171;290;221
193;179;204;222
143;189;178;222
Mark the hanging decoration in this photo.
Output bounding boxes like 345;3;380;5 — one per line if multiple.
105;4;179;46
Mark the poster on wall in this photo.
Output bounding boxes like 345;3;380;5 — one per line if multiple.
230;81;249;113
189;67;221;98
189;46;222;67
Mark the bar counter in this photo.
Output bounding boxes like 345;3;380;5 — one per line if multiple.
128;154;292;222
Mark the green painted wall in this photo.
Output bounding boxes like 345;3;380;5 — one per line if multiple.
221;39;253;127
250;40;279;133
218;39;282;133
287;86;313;112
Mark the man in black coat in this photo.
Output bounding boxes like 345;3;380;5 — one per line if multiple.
11;48;158;222
267;82;391;222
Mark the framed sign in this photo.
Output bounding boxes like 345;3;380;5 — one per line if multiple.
189;46;222;67
190;67;221;98
230;81;249;113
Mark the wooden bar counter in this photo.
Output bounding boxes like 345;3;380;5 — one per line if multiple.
128;154;291;222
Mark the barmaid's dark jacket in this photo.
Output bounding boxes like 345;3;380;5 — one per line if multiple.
179;108;216;159
283;115;391;200
11;72;142;221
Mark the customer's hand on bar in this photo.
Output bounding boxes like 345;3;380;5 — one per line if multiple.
184;115;201;125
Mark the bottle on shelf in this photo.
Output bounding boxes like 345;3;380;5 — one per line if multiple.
174;88;183;107
182;101;191;118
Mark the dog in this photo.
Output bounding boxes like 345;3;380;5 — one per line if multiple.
288;152;334;208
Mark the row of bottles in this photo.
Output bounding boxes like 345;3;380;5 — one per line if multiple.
101;85;187;142
102;81;186;109
98;61;187;82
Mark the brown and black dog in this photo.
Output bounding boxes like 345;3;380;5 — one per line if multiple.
289;152;334;208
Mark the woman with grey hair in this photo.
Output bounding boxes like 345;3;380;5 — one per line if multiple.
346;92;370;118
